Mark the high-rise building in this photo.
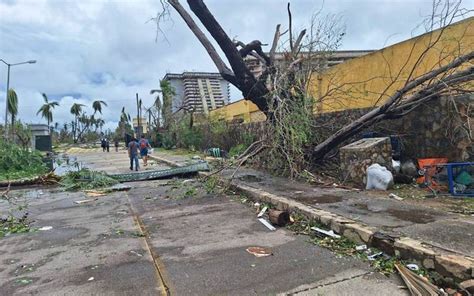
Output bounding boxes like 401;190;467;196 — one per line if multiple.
163;72;230;114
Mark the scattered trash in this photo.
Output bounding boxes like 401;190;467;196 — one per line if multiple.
250;264;256;267
268;209;290;226
258;218;276;231
392;159;401;173
257;206;268;218
182;179;195;185
311;227;341;239
395;263;444;296
192;155;202;160
16;278;33;285
294;191;304;194
389;193;404;201
38;226;53;231
355;244;367;251
254;202;260;208
366;164;394;190
246;246;273;257
367;252;384;261
289;215;295;223
406;263;419;271
74;199;97;204
130;250;143;257
401;160;418;177
87;277;94;281
86;191;106;197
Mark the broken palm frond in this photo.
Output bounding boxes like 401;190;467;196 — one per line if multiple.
60;169;118;191
395;263;446;296
0;172;61;188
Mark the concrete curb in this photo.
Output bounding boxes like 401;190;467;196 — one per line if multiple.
150;158;474;282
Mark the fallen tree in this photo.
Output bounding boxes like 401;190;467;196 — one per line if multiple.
158;0;473;176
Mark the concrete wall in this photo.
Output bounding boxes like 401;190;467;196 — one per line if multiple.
311;17;473;112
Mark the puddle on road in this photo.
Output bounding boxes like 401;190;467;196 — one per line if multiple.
295;195;343;204
386;208;435;224
44;154;83;176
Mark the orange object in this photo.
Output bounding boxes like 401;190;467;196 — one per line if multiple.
416;158;448;189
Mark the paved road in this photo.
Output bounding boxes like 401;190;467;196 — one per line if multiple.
0;150;408;295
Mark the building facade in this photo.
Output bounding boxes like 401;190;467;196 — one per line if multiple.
244;50;374;78
163;72;230;114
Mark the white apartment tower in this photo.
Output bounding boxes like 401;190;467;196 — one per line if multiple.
163;72;230;114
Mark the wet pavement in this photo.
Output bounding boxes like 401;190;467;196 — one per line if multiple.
0;149;410;295
221;168;474;258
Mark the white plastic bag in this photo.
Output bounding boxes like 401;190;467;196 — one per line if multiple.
148;148;153;155
366;163;394;190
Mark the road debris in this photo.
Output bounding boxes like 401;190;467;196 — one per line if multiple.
246;246;273;257
257;206;268;218
389;193;404;201
367;252;384;261
130;250;143;257
311;227;341;239
87;277;94;281
395;263;445;296
38;226;53;231
74;199;97;205
258;218;276;231
406;263;419;271
268;209;290;226
355;244;367;251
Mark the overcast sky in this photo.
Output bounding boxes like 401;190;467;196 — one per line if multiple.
0;0;472;131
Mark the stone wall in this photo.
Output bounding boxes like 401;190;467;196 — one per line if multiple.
340;137;392;185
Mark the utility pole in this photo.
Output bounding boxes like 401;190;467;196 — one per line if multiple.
136;93;141;138
0;59;36;138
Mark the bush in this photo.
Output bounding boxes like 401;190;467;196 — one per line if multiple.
0;140;49;181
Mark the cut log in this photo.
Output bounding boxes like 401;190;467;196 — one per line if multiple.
268;209;290;226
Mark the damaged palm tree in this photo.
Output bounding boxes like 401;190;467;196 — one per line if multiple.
159;0;473;177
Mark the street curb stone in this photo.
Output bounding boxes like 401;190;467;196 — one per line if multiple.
190;164;474;281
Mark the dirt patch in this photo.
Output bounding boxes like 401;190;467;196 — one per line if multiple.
386;208;435;224
295;195;343;204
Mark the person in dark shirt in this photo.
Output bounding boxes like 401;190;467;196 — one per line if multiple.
128;138;139;171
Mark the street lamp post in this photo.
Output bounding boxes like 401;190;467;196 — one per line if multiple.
0;59;36;138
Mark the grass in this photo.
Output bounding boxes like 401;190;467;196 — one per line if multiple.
0;214;34;238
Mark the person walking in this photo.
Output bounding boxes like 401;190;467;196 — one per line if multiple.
105;138;110;152
138;135;151;166
114;140;119;152
101;138;106;152
128;138;139;171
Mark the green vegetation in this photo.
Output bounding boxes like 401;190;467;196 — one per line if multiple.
60;168;118;191
0;214;32;238
0;140;49;181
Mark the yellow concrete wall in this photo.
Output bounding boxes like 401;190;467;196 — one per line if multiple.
209;99;265;123
209;17;473;121
311;17;474;112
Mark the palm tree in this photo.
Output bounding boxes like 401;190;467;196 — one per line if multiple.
92;100;107;115
7;89;18;135
36;93;59;133
150;89;162;128
70;103;85;142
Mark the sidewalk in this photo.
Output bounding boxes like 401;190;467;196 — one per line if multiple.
150;150;474;283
